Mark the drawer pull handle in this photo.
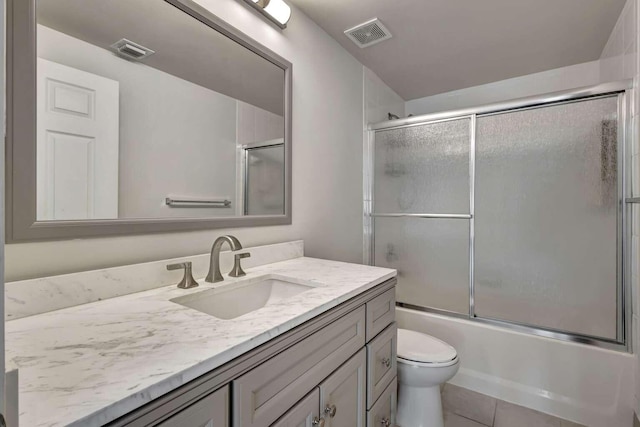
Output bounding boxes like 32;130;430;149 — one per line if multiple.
324;404;337;418
381;357;391;368
380;417;391;427
312;417;326;427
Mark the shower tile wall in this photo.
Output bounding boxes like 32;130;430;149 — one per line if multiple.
362;66;405;265
600;0;640;415
363;66;405;125
236;101;284;145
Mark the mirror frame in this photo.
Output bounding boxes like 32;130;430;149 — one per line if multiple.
6;0;293;242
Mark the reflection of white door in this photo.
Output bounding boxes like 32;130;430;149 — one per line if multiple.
37;58;119;220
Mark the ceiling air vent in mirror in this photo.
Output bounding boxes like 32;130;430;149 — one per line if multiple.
110;38;155;61
344;18;392;48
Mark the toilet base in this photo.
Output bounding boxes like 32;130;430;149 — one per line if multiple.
396;383;444;427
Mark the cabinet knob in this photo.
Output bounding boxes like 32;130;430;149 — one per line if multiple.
381;357;391;368
380;417;391;427
324;404;337;418
312;417;326;427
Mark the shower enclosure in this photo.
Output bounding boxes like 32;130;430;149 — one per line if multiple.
364;81;633;350
243;140;285;216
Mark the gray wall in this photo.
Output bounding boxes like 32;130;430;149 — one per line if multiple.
5;0;366;280
38;25;239;219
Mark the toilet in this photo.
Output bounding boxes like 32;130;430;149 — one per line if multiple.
396;328;460;427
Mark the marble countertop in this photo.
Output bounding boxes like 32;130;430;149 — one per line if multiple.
6;257;396;427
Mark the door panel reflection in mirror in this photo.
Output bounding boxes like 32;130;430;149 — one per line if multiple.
35;0;286;221
37;58;119;220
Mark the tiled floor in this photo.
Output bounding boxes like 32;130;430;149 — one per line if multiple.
442;384;585;427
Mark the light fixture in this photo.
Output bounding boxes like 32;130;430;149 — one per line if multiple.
244;0;291;29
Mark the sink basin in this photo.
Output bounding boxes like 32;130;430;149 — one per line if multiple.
170;276;316;320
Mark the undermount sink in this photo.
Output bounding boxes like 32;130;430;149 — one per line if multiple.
170;276;316;320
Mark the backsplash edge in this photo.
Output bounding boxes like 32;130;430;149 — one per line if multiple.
5;240;304;321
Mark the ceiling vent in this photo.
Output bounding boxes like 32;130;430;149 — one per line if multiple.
110;38;155;61
344;18;392;48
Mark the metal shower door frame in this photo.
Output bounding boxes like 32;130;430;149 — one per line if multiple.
364;80;633;352
242;140;285;216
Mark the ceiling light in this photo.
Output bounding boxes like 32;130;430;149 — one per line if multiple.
242;0;291;29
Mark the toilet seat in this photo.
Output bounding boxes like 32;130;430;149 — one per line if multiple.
397;354;459;368
397;328;458;367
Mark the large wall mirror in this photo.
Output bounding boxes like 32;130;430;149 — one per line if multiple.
6;0;292;241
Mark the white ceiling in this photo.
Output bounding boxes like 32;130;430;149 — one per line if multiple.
289;0;626;101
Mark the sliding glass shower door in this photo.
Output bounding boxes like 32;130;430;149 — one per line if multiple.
372;118;472;314
474;97;620;339
367;85;628;348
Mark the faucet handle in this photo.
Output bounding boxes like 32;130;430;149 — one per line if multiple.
167;262;199;289
229;252;251;278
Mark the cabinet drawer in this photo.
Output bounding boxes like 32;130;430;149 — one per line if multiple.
319;348;367;427
366;378;397;427
233;306;366;427
366;323;397;408
366;288;395;342
272;389;320;427
157;385;229;427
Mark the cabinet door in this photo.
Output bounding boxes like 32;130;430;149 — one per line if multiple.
367;378;396;427
233;307;365;427
319;348;366;427
366;323;397;408
365;288;395;341
157;385;229;427
272;389;322;427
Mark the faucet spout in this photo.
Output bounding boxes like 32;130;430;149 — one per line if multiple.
205;235;243;283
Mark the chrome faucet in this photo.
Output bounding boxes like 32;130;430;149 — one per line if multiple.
205;235;250;283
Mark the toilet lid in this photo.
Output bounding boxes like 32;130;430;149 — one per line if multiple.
397;329;457;364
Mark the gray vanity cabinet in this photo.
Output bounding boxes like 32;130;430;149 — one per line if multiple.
272;389;321;427
365;288;396;342
110;279;397;427
273;349;367;427
319;349;367;427
366;379;397;427
156;385;229;427
366;323;397;407
232;307;366;427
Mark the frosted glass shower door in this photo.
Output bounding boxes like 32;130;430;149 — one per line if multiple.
374;119;471;213
373;118;471;314
244;144;285;215
374;217;470;313
474;96;620;339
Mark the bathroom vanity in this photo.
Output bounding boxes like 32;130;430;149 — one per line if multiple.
118;277;397;427
5;243;398;427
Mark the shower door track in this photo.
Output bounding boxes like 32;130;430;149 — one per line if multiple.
364;80;633;352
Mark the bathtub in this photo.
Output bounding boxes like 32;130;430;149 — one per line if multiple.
397;307;635;427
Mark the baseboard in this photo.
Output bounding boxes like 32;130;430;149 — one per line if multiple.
449;367;630;427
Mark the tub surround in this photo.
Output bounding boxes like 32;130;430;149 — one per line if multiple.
6;247;395;427
397;308;634;427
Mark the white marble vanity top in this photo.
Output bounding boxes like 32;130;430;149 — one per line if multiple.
6;256;396;427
